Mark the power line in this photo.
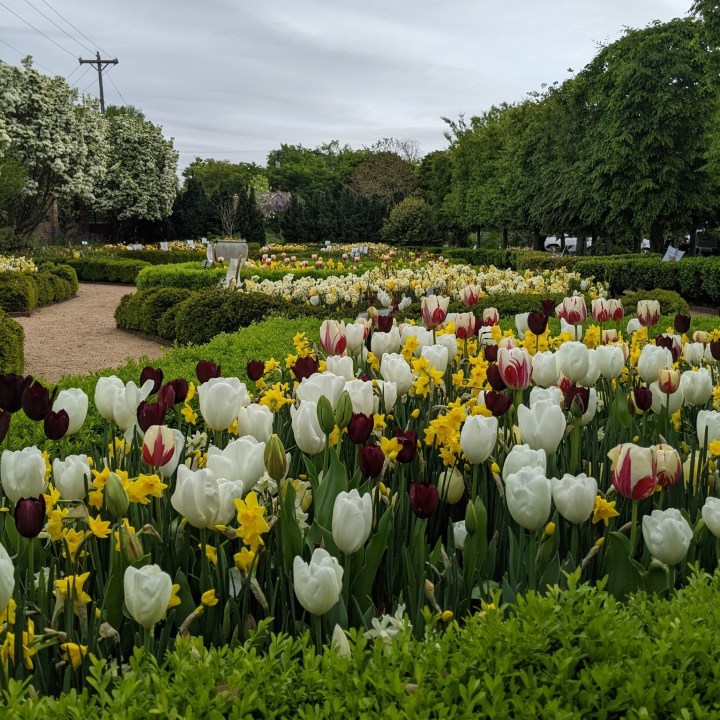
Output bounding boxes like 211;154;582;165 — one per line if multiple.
177;149;266;154
0;37;57;74
37;0;112;57
70;64;91;87
0;0;77;59
65;62;82;81
104;67;127;106
21;0;95;55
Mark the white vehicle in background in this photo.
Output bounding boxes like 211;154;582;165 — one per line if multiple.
543;236;592;254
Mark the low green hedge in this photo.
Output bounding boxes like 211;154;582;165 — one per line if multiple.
135;262;225;291
115;249;207;265
0;307;24;373
114;287;196;338
64;256;151;284
5;570;720;717
0;264;78;313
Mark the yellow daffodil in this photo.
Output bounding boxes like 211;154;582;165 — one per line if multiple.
234;492;270;550
60;642;88;670
86;515;111;539
200;589;218;607
592;496;620;526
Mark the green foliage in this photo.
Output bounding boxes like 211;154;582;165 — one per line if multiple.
64;257;151;283
4;571;720;715
135;263;225;291
116;249;207;266
0;273;38;312
347;151;417;202
0;307;23;373
381;196;435;246
620;289;690;317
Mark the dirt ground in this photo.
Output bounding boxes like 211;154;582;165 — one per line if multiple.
15;283;168;383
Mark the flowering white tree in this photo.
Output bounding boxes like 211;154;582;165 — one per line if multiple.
0;58;107;239
93;107;178;234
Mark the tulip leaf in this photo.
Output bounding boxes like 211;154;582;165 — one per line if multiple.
103;548;128;629
463;498;488;598
304;520;338;557
350;507;393;615
173;569;195;631
642;561;670;596
538;551;561;590
279;482;303;575
605;531;643;599
313;449;348;529
613;385;632;428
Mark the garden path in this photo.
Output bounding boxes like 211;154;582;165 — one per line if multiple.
15;283;167;383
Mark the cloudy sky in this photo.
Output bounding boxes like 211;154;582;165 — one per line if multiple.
2;0;691;172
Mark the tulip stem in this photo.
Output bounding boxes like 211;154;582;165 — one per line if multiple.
571;525;580;567
629;500;639;556
311;613;323;654
343;552;352;611
144;626;154;657
528;530;537;591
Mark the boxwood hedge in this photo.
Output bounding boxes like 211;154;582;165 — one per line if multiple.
64;256;150;284
3;569;720;718
0;306;24;373
0;264;78;313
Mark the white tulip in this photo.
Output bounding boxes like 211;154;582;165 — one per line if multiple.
649;382;684;415
344;379;374;416
460;415;498;464
680;369;712;406
206;436;267;493
421;344;449;374
529;386;563;408
505;466;552;531
531;351;559;388
578;388;598;426
436;334;457;362
515;313;530;338
0;542;13;611
198;377;249;431
551;473;597;524
236;404;274;443
701;496;720;538
1;446;46;503
293;548;343;615
325;355;354;381
577;349;601;388
290;401;327;455
555;342;590;384
380;353;413;395
295;372;346;410
52;454;91;501
345;323;367;355
502;444;547;482
171;466;242;528
683;342;705;367
332;489;372;554
52;388;88;435
374;380;397;412
637;345;673;384
627;318;642;335
697;410;720;448
641;508;693;565
124;565;173;630
370;328;402;357
453;520;468;551
596;345;625;379
517;401;566;455
438;466;465;504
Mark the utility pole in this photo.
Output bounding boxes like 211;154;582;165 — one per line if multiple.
78;51;118;113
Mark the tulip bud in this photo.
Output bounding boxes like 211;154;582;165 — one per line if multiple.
123;565;172;629
334;391;353;430
331;624;351;657
673;314;691;335
120;524;144;563
292;356;319;382
264;434;287;482
0;411;9;444
165;378;189;404
316;395;336;435
105;472;129;518
637;300;660;327
0;373;32;414
0;542;14;613
14;495;45;538
527;311;548;336
652;444;682;487
393;429;418;463
43;409;69;440
196;360;221;384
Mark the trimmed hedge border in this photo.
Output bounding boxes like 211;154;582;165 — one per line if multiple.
64;256;151;284
0;263;78;313
0;306;24;373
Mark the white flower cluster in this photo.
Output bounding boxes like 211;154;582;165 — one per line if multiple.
0;255;36;273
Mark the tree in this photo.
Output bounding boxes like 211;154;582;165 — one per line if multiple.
381;196;435;246
347;151;417;203
578;18;718;251
168;176;218;239
365;137;421;164
184;158;265;197
0;58;106;244
93;106;178;239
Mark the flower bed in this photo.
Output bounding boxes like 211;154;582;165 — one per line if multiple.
1;290;720;694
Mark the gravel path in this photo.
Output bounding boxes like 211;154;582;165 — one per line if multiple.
15;283;168;383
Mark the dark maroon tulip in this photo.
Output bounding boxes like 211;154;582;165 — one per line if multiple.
140;366;163;395
409;483;439;518
486;364;507;392
165;378;188;404
674;314;691;335
0;374;32;413
540;299;557;316
484;390;513;417
0;410;10;443
527;311;548;336
359;373;372;383
246;360;265;382
358;444;385;478
196;360;221;384
393;429;418;463
483;345;498;363
375;314;394;334
292;356;319;382
137;400;169;433
711;340;720;362
563;384;590;416
158;384;176;408
44;409;69;440
655;334;679;362
630;387;653;413
14;496;45;538
22;381;53;421
347;413;374;444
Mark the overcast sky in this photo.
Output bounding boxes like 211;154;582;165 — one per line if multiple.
2;0;691;172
